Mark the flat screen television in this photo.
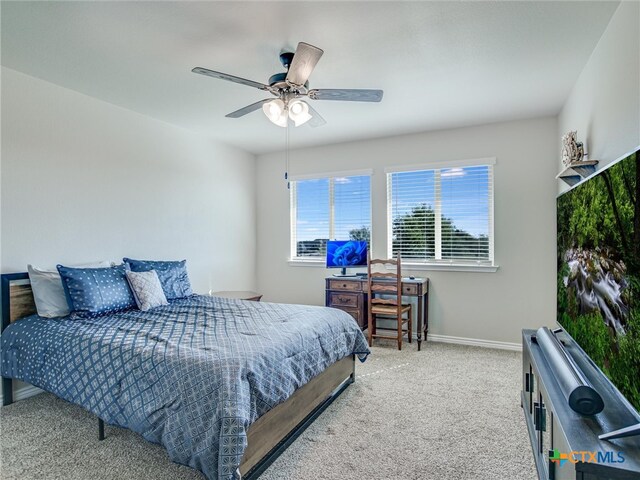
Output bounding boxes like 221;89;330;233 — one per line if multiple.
326;240;368;276
557;147;640;436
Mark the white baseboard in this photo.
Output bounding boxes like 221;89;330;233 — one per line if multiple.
0;384;43;406
428;333;521;352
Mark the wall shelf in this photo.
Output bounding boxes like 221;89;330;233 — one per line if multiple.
556;160;599;186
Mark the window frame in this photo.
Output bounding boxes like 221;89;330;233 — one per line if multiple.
289;169;373;263
385;158;498;272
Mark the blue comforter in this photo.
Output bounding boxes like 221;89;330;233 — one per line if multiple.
1;295;370;479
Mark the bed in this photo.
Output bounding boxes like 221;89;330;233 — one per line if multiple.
0;272;370;479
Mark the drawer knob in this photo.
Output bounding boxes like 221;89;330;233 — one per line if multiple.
343;284;347;287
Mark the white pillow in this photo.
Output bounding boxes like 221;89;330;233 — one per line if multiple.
125;270;169;312
28;261;111;318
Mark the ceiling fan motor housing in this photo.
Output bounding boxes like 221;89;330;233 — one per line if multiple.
268;72;287;86
268;72;309;91
270;50;311;90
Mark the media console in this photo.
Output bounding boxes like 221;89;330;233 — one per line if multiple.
522;329;640;480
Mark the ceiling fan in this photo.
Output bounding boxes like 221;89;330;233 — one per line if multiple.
192;42;384;128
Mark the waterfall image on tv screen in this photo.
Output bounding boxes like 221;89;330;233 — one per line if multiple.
557;149;640;412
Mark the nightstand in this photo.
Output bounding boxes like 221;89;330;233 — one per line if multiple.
210;291;263;301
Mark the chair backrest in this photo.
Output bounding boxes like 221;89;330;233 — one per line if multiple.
367;251;402;309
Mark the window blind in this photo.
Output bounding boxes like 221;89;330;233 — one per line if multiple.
387;164;494;264
291;175;371;259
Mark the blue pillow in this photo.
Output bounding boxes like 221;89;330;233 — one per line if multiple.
57;264;136;317
123;258;193;300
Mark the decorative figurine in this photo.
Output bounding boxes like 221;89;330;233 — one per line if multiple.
561;131;585;167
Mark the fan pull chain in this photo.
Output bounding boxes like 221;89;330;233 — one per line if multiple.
285;121;290;189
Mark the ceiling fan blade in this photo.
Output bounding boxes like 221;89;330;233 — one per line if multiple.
192;67;270;91
306;104;327;127
285;42;324;86
308;89;384;102
225;99;272;118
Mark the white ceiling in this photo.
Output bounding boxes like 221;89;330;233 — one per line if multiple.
1;1;619;155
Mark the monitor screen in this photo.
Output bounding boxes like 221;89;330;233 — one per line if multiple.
326;240;368;268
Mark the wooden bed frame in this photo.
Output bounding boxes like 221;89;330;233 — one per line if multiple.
0;272;356;479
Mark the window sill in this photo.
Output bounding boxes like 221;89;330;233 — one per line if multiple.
288;259;499;273
288;259;326;267
398;262;499;273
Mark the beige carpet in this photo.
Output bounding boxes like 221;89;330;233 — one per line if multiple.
0;342;536;479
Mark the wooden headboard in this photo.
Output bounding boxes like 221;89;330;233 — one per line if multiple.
1;273;37;333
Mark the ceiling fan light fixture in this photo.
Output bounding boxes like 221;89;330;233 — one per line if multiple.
262;99;287;127
193;41;383;130
288;100;312;127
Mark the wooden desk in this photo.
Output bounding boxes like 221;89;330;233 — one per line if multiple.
325;276;429;350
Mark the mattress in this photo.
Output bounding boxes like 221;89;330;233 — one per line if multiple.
1;295;370;479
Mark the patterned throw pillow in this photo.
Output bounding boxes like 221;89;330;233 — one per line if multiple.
125;270;169;312
123;258;193;300
57;264;136;317
28;260;111;318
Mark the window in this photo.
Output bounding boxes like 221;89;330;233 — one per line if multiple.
291;173;371;260
387;161;494;266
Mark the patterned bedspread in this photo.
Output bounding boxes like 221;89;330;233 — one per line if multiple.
1;295;370;479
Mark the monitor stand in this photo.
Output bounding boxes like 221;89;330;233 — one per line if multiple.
599;422;640;441
332;267;358;277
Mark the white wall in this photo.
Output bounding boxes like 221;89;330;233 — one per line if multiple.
256;117;558;346
559;1;640;191
1;67;257;294
1;67;258;400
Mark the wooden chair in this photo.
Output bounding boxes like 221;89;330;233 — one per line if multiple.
367;252;412;350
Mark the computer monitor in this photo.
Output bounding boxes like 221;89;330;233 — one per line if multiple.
326;240;368;277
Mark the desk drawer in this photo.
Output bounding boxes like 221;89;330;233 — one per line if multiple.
328;280;362;292
336;307;362;328
402;284;419;295
340;308;360;325
329;292;360;308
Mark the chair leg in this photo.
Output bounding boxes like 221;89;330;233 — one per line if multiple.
397;313;402;351
408;306;413;343
368;312;374;347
